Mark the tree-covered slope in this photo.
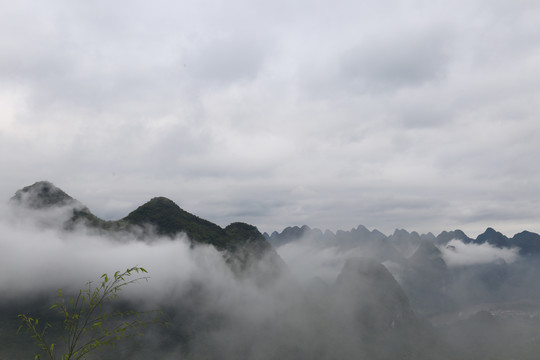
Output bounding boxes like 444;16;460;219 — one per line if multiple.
9;181;281;273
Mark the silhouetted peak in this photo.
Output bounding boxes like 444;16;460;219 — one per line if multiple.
476;227;509;248
393;228;410;237
352;224;372;237
11;181;77;209
124;196;187;222
420;232;436;241
510;231;540;255
484;227;497;234
225;222;264;241
371;229;386;238
123;196;227;242
356;224;369;232
436;229;471;245
515;230;538;237
281;225;307;238
141;196;180;211
410;240;442;261
516;230;537;236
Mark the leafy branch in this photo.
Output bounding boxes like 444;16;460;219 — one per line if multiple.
18;266;162;360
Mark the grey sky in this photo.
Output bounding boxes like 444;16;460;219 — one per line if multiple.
1;0;540;236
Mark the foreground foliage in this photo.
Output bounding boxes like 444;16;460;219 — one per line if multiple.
18;266;160;360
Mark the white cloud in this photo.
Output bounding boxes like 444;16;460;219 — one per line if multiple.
439;239;519;267
0;204;224;299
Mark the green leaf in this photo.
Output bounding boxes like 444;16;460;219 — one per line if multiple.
18;265;161;360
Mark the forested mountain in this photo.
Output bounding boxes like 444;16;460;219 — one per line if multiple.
10;181;283;276
3;181;540;359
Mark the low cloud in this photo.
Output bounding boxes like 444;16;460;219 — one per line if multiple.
439;239;519;267
0;204;231;302
4;203;540;359
276;238;353;284
0;203;395;359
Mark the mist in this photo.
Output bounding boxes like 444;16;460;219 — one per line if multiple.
3;202;540;359
0;203;331;359
439;239;519;267
276;237;360;284
0;204;229;301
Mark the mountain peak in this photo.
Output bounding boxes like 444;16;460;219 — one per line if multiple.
10;181;76;209
410;239;443;262
476;227;509;248
124;197;180;221
140;196;181;213
122;196;231;247
436;229;472;245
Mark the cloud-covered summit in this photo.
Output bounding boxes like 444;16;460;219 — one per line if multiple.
4;180;540;359
8;181;285;280
1;181;449;360
11;180;79;209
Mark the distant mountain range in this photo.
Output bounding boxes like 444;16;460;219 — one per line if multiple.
12;181;540;258
5;181;540;359
265;224;540;256
4;180;448;359
265;223;540;313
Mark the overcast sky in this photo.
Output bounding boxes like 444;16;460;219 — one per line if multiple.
1;0;540;237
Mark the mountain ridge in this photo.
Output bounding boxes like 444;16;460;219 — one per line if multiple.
266;224;540;255
9;181;283;275
7;181;540;359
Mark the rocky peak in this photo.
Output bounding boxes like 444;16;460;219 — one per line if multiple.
10;181;77;209
436;229;472;245
410;239;443;263
511;231;540;255
476;227;509;248
123;196;227;243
